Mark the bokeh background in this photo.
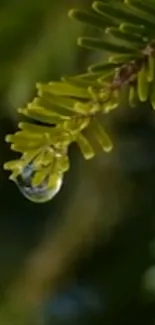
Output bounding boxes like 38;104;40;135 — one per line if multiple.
1;0;155;324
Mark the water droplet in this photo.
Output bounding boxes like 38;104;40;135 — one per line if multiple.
14;163;63;203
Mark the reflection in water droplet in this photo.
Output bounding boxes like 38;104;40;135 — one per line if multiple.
14;163;63;203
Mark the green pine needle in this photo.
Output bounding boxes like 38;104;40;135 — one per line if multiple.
4;0;155;203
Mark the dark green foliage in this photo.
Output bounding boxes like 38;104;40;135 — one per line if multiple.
4;0;155;202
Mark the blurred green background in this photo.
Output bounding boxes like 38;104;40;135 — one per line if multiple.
1;0;155;324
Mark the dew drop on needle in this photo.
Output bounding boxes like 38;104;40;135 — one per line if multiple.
14;163;63;203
